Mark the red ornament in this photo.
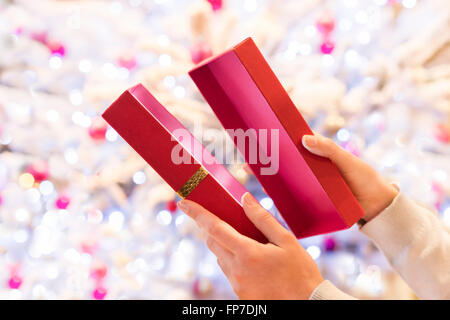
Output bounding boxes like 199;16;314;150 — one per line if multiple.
206;0;223;11
92;286;107;300
8;275;22;289
88;118;108;141
316;13;335;36
27;161;50;182
190;42;213;64
55;195;70;209
434;123;450;143
47;40;66;57
166;200;178;213
320;40;335;54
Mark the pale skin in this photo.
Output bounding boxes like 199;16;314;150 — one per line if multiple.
177;133;399;300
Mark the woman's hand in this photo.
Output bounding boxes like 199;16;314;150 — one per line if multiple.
178;192;324;300
302;134;398;222
177;133;397;299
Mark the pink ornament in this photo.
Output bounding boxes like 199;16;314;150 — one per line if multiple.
190;42;213;64
27;161;50;182
117;55;137;70
90;262;108;281
9;263;22;275
323;236;336;252
14;27;24;35
0;194;3;207
166;200;178;213
93;287;107;300
316;13;335;36
47;41;66;57
55;195;70;209
206;0;223;11
376;122;386;132
88;118;108;141
320;40;335;54
80;238;99;255
8;275;22;289
30;31;48;44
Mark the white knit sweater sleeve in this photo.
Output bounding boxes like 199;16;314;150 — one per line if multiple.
310;192;450;300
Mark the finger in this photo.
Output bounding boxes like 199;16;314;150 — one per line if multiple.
216;257;233;279
178;199;251;252
206;236;234;261
207;238;235;280
241;192;293;246
302;134;358;172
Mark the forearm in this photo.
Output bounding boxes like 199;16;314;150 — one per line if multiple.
360;192;450;299
311;192;450;300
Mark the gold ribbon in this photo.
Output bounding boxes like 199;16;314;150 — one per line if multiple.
177;166;209;199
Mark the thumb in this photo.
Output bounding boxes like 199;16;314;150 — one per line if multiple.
302;134;357;173
241;192;294;246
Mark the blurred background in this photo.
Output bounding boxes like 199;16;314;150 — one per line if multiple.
0;0;449;300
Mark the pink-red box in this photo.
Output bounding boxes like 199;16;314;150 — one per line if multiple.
102;84;267;243
189;37;364;238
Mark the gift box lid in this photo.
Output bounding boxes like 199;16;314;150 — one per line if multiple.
189;38;364;238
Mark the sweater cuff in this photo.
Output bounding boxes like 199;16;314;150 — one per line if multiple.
360;192;428;260
309;280;357;300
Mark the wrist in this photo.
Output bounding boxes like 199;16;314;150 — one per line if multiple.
299;275;324;300
362;181;399;223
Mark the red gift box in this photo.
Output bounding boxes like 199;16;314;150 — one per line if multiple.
189;37;364;238
102;84;267;243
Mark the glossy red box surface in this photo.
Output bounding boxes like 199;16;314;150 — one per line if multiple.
189;38;364;238
102;84;267;242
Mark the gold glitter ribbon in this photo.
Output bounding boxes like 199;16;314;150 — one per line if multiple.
177;166;209;199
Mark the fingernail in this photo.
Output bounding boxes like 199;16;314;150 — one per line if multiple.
177;200;190;214
242;192;258;207
302;135;317;149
